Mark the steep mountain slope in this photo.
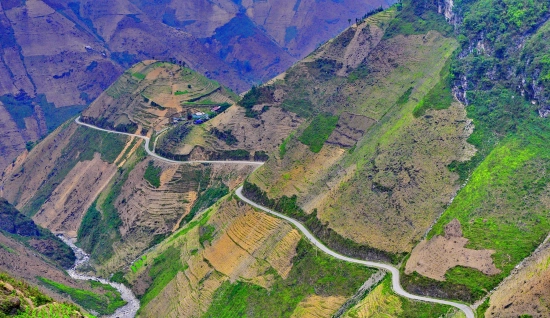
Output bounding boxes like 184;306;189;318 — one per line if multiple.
122;193;456;317
81;60;300;161
240;4;472;261
0;0;392;173
399;0;550;307
235;0;550;310
483;238;550;317
0;64;260;277
0;198;74;269
0;200;129;316
1;0;549;316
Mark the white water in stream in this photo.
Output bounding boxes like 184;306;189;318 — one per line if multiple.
58;235;140;318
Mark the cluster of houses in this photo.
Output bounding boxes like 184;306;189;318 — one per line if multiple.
172;106;224;125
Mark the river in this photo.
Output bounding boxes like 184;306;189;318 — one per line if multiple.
58;235;140;318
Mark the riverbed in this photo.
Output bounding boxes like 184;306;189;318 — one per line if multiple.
58;235;140;318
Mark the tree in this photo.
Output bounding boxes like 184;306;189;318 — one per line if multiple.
348;18;351;25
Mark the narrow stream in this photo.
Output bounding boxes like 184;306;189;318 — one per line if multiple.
58;235;140;318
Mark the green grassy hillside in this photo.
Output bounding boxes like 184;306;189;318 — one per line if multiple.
124;195;384;317
401;0;550;304
0;272;88;318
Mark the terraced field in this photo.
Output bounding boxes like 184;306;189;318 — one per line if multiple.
83;61;237;134
128;197;378;318
82;158;255;275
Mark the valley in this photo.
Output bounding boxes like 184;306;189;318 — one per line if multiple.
1;0;550;317
73;114;472;317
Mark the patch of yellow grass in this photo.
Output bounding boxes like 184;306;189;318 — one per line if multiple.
344;282;402;318
291;295;347;318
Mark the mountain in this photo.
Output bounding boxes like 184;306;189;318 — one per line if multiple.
2;3;466;316
0;0;392;174
1;0;550;317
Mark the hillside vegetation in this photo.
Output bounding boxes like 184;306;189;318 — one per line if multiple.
400;0;550;306
0;63;255;278
235;0;550;310
243;3;472;259
0;272;87;318
125;195;377;317
2;0;550;316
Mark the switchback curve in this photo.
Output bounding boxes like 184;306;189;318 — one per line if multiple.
75;116;474;318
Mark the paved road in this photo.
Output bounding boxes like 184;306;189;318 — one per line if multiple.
75;117;263;166
236;187;475;318
76;116;474;318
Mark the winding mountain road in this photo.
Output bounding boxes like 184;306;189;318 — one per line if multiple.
236;187;474;317
75;116;475;318
75;117;263;166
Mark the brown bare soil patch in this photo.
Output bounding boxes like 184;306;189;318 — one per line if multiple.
326;112;377;148
291;295;347;318
486;239;550;317
1;122;78;210
406;219;500;281
32;153;117;238
113;136;135;166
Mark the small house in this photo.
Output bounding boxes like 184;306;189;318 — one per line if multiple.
192;112;209;120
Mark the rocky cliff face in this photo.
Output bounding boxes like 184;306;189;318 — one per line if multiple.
437;0;454;22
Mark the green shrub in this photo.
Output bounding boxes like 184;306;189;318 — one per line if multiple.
132;72;145;80
110;272;129;286
279;133;294;158
181;184;229;227
413;57;454;117
298;113;339;153
139;246;188;307
253;151;269;161
198;225;216;247
131;256;147;273
144;161;162;188
38;277;126;315
210;128;238;145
